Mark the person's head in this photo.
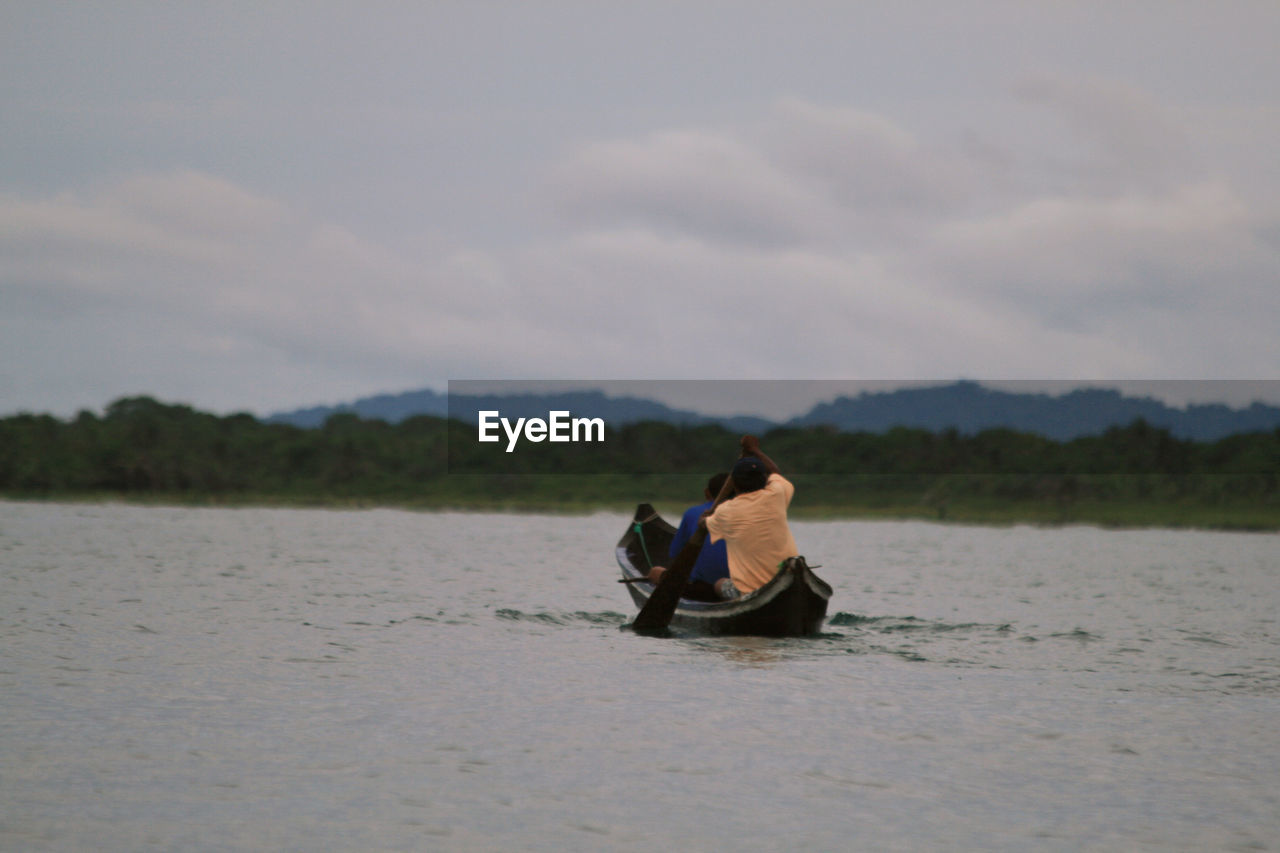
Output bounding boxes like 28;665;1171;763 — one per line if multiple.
731;456;768;493
704;472;729;499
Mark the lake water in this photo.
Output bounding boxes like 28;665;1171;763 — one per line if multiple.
1;501;1277;852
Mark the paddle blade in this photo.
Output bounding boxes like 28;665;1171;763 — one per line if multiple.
630;526;707;633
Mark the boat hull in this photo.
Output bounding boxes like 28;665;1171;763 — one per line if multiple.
617;503;832;636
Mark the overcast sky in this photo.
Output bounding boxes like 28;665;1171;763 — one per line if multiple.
3;2;1279;418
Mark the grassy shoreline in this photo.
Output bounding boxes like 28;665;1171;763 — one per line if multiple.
5;400;1276;532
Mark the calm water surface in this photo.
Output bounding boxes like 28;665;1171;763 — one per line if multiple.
1;501;1277;851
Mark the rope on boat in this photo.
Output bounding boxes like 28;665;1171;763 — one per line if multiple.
632;521;655;569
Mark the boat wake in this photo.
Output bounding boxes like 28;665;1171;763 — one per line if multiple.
821;614;1020;664
494;609;630;627
490;607;1034;669
829;613;1014;633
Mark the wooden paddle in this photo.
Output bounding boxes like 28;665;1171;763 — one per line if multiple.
630;525;709;633
630;451;742;634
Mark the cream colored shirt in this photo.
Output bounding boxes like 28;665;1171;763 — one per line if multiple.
705;473;798;593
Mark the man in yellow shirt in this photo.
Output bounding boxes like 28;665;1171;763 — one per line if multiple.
704;436;799;599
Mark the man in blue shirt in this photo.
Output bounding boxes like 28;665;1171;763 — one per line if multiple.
646;473;731;601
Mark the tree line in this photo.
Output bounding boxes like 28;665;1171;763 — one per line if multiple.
2;396;1277;527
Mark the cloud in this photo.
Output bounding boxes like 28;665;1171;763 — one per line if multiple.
0;171;488;412
929;182;1267;308
531;88;1280;381
544;100;985;250
1014;74;1196;193
504;225;1144;382
546;129;845;247
4;73;1279;417
766;99;981;219
0;172;299;303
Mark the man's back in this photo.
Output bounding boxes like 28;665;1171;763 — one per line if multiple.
705;473;798;593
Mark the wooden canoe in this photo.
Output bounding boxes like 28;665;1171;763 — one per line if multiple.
616;503;832;636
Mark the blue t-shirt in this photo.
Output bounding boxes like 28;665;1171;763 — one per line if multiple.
669;499;729;585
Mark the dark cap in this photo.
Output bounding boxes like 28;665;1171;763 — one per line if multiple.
732;456;768;493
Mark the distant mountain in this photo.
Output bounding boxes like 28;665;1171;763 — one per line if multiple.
268;381;1280;441
790;381;1280;441
269;388;449;427
268;388;773;434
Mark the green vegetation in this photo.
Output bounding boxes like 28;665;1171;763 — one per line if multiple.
2;396;1278;530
